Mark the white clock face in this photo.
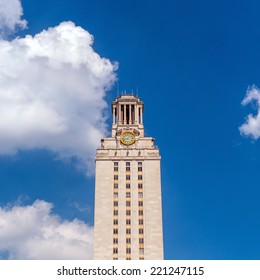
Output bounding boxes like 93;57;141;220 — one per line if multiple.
120;131;136;145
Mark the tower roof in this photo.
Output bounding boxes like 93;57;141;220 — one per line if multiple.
112;94;144;106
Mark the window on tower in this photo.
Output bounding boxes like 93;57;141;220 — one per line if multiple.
114;201;118;207
114;210;118;216
113;238;118;244
139;238;144;244
139;248;144;254
113;248;118;254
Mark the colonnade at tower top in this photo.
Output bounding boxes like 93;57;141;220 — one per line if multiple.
112;94;144;126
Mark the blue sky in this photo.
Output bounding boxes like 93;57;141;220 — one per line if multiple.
0;0;260;259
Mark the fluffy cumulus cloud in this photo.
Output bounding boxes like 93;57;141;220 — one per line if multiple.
0;200;93;259
0;0;27;36
239;85;260;140
0;21;117;171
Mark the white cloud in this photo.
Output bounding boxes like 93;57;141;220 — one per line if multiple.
0;200;93;259
0;0;27;36
239;85;260;140
0;21;117;172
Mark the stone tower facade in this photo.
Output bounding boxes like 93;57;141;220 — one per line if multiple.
94;94;163;260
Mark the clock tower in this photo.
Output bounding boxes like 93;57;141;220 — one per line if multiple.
93;94;163;260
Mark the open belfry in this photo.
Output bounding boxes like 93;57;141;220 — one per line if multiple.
94;94;163;260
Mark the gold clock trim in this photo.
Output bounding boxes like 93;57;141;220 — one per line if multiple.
120;131;136;146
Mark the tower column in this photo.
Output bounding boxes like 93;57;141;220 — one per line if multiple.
118;104;122;124
113;106;116;124
135;104;138;124
140;106;143;124
129;104;132;124
124;104;127;124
